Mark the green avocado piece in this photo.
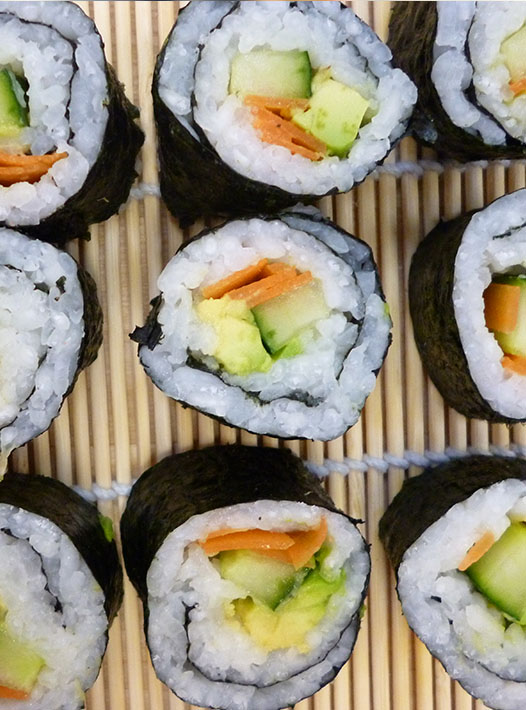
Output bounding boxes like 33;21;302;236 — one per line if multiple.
292;78;369;157
219;550;301;610
466;522;526;624
99;514;115;543
0;623;44;693
196;296;272;376
229;50;312;99
233;568;345;651
502;25;526;84
489;274;526;357
252;279;329;354
0;68;28;136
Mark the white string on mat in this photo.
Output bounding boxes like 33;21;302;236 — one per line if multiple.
73;444;526;503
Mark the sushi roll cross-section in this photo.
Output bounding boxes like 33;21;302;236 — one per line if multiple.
0;472;122;709
389;2;526;160
0;1;143;244
121;445;370;710
153;0;416;225
132;209;391;440
380;455;526;710
409;189;526;423
0;228;102;466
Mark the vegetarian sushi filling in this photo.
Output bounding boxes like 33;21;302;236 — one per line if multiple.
398;479;526;683
0;504;107;708
432;2;526;145
159;0;415;195
0;2;108;224
146;502;368;695
0;230;85;458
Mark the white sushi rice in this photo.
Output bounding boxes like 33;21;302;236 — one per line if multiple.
0;229;84;458
0;503;107;710
398;478;526;710
139;213;391;440
453;190;526;420
0;1;108;226
147;501;369;710
432;2;526;145
159;1;416;195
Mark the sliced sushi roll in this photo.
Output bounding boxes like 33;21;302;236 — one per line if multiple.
0;1;143;244
379;455;526;710
131;209;391;440
0;471;122;709
0;228;102;464
389;2;526;161
121;445;370;710
409;189;526;422
153;0;416;225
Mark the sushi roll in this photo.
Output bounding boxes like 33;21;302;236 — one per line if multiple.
380;455;526;710
121;445;370;710
153;0;416;225
408;189;526;422
389;2;526;161
0;227;102;464
131;209;391;440
0;471;123;709
0;1;143;244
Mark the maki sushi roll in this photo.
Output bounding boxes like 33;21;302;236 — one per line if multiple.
121;445;370;710
389;2;526;161
380;455;526;710
153;0;416;225
0;1;143;244
409;189;526;422
0;471;122;708
0;227;102;463
131;209;391;440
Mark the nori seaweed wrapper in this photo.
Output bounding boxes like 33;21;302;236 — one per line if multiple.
121;444;344;603
388;2;526;161
409;210;514;422
73;264;103;380
0;3;143;245
380;456;526;572
0;471;123;622
153;1;415;227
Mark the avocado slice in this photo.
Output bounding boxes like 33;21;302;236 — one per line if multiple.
219;550;302;610
196;296;272;376
489;274;526;356
0;68;28;137
292;78;369;158
252;279;329;354
0;623;44;694
502;24;526;84
229;50;312;99
466;522;526;624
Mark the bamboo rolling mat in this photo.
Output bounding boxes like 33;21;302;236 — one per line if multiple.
8;2;524;709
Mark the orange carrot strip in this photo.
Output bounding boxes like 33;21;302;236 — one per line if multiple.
484;282;520;334
251;105;326;160
202;527;249;540
230;270;312;309
0;151;68;186
202;259;268;300
261;262;297;277
502;354;526;375
244;95;309;119
199;529;295;557
287;518;328;569
458;531;495;572
0;686;30;700
510;78;526;96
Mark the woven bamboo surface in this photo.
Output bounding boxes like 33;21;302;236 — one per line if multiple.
9;1;524;709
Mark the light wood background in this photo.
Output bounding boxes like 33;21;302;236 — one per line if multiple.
10;2;523;709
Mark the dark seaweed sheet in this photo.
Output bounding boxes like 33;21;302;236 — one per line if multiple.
131;210;391;440
409;210;517;422
121;445;342;602
388;2;526;161
379;455;526;572
0;472;123;622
